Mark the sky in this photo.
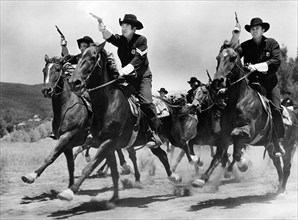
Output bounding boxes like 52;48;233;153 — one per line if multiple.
1;0;297;93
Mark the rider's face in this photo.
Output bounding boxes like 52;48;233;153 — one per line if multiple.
79;42;89;54
250;25;265;40
121;23;136;39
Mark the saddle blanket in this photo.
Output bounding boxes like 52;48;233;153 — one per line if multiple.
127;96;170;118
153;96;170;118
282;106;293;126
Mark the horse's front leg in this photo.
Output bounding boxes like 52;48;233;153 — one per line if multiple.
57;139;113;201
150;146;182;183
106;151;119;202
64;148;75;187
231;126;251;172
21;130;77;184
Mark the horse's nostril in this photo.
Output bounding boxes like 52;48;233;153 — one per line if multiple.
74;79;81;87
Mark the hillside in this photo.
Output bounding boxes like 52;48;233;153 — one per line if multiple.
0;82;52;123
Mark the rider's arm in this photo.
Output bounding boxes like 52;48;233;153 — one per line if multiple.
60;38;69;57
230;22;241;47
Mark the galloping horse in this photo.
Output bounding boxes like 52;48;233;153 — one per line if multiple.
196;41;298;193
21;55;138;187
170;81;226;175
59;42;195;202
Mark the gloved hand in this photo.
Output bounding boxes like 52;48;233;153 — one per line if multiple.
118;64;135;77
247;62;268;73
233;22;241;34
60;37;67;46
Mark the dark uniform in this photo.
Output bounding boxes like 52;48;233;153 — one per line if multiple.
106;33;160;133
238;36;284;138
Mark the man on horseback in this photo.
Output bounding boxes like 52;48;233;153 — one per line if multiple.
98;14;163;147
231;17;285;156
158;88;168;100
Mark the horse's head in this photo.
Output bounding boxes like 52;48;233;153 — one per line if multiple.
169;93;187;106
69;42;106;95
42;55;65;98
214;40;240;86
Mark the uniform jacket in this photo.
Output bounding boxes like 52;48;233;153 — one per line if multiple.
238;36;281;91
106;33;150;77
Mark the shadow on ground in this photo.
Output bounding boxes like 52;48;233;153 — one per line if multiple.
188;192;278;211
48;194;175;219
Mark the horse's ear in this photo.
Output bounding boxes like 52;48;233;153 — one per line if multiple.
45;54;50;62
96;41;106;52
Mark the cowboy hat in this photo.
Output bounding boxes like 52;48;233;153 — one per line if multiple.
158;88;168;94
244;17;270;32
77;36;94;48
119;14;143;30
187;77;201;85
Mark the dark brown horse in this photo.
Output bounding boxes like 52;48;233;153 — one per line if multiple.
21;55;139;187
196;41;298;193
59;42;195;202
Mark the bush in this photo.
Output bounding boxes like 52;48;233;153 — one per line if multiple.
0;120;52;143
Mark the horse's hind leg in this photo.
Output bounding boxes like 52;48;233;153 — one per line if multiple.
150;146;181;182
116;149;132;175
267;144;284;193
127;148;140;182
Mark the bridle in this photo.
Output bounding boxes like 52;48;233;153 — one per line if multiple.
44;60;73;96
80;52;118;93
218;47;251;87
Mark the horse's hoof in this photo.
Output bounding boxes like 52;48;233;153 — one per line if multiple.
85;155;91;162
121;163;131;175
191;179;205;188
236;158;249;172
57;189;74;201
97;170;108;178
109;195;119;203
190;155;199;165
198;160;204;167
21;172;37;184
224;170;232;179
134;181;143;189
168;173;182;183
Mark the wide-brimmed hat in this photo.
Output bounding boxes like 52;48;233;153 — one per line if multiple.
158;88;168;94
77;36;94;48
187;77;201;85
119;14;143;30
245;17;270;32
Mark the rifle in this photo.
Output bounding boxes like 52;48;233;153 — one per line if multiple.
206;69;212;83
55;25;65;39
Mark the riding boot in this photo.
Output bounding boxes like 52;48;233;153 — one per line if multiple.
146;116;163;148
271;109;285;157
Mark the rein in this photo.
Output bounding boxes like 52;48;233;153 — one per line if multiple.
84;56;118;93
226;61;251;87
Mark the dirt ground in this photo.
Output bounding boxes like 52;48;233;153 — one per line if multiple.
0;141;297;220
